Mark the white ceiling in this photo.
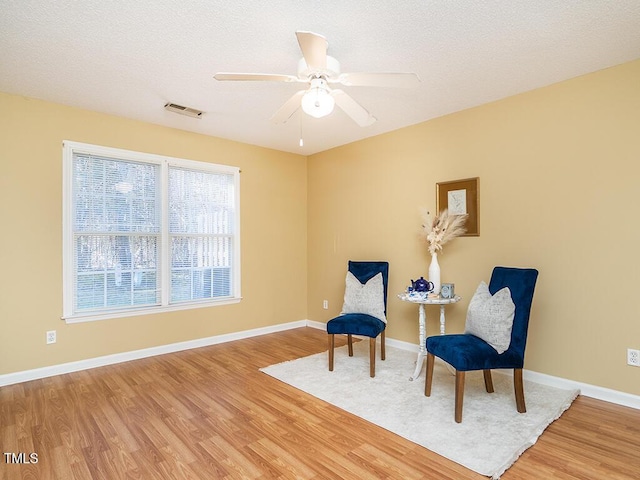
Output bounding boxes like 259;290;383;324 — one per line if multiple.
2;1;639;155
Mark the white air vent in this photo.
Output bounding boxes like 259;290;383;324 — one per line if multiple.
164;103;203;118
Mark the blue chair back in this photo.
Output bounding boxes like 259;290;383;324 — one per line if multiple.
348;261;390;314
488;266;539;362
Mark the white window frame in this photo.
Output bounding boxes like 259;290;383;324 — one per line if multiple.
62;141;241;323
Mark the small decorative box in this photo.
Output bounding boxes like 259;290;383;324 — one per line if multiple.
441;283;455;299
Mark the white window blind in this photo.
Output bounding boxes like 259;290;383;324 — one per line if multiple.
73;155;161;312
169;167;235;303
63;141;241;323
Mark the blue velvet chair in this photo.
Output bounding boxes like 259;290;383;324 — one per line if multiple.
424;266;539;422
327;261;389;377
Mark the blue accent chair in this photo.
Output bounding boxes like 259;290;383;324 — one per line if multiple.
327;261;389;377
425;267;539;422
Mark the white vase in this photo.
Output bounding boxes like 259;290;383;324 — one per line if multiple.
429;253;441;295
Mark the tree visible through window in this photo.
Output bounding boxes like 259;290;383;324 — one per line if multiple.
63;141;241;322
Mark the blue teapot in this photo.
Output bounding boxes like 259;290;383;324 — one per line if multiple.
411;277;434;293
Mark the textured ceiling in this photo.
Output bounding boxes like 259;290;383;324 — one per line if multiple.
1;1;639;155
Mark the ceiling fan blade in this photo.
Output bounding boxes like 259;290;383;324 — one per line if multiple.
270;90;305;124
214;73;298;82
331;90;376;127
296;31;327;71
336;72;420;88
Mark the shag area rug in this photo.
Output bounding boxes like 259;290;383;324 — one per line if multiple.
261;341;579;479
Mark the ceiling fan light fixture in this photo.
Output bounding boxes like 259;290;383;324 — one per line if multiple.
301;78;334;118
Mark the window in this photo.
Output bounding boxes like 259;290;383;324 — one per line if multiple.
62;141;240;323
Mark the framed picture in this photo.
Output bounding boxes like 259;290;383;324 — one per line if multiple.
436;177;479;236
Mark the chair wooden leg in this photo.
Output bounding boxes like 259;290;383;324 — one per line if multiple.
455;371;465;423
380;330;386;361
514;368;527;413
347;334;354;357
369;337;376;377
483;369;494;393
328;334;335;371
425;353;435;396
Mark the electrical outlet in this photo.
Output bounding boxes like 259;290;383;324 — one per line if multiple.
627;348;640;367
46;330;56;345
323;300;329;309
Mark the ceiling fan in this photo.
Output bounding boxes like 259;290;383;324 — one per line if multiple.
214;31;420;127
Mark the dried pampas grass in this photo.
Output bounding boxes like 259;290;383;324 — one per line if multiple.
421;208;468;255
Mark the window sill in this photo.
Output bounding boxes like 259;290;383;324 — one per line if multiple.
62;297;242;324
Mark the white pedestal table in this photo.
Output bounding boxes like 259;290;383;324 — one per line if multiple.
397;293;461;381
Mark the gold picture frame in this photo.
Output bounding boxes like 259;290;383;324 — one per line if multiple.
436;177;479;236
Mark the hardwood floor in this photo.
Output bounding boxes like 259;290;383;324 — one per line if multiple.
2;327;639;479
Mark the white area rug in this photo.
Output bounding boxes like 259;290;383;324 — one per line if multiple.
261;341;579;479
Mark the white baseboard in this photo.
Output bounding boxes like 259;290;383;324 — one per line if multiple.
2;320;639;411
306;320;327;331
0;320;308;387
521;369;640;410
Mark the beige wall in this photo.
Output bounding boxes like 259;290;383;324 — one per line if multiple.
308;60;640;396
0;93;308;374
2;59;639;397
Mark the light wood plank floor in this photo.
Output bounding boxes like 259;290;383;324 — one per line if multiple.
2;327;639;479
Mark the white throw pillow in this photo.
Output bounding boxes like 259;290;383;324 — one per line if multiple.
340;271;387;323
464;281;515;354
